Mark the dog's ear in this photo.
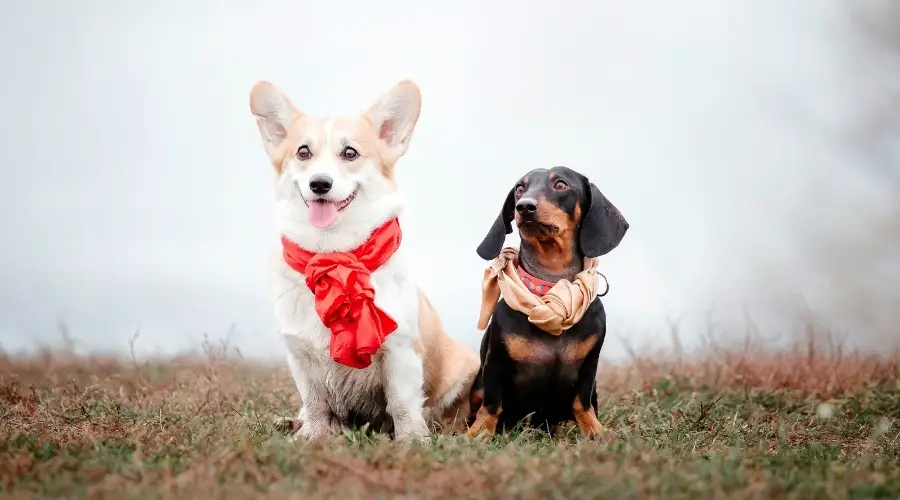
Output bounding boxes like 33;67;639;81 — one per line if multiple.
476;187;516;260
578;179;629;258
249;81;304;165
364;80;422;163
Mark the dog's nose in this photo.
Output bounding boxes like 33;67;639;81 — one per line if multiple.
308;174;333;195
515;198;537;216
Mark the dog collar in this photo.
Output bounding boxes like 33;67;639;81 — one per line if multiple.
281;218;402;369
514;262;558;298
515;261;609;300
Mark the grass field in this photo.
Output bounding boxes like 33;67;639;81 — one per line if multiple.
1;336;898;499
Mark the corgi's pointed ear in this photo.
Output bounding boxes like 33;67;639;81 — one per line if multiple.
249;81;304;164
476;187;516;260
364;80;422;163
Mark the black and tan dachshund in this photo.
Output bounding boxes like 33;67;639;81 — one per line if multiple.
467;166;629;438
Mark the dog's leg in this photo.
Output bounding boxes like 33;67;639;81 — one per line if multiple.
465;329;490;428
280;348;332;442
572;342;605;439
275;351;308;435
467;358;503;437
383;341;429;442
467;328;506;438
294;391;332;442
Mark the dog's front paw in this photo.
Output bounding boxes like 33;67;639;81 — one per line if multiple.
576;419;606;440
466;406;499;439
466;423;496;439
393;418;430;443
291;421;331;443
573;406;608;440
273;415;303;435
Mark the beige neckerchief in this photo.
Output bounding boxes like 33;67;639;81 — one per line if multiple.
478;247;604;335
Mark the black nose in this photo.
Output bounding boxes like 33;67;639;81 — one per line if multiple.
515;199;537;216
308;174;333;195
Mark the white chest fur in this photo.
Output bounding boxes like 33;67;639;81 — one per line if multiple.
269;247;426;439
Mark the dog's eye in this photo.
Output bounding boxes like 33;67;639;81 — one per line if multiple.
340;147;359;160
553;180;569;191
514;185;525;197
296;146;312;160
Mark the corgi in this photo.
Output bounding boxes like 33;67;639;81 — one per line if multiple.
249;80;479;441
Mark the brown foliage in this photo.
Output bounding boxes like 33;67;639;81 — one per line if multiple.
599;335;900;398
0;335;897;498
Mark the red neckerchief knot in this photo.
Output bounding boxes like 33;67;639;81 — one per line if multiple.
280;218;402;369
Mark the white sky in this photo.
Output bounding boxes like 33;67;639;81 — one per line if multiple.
0;0;893;360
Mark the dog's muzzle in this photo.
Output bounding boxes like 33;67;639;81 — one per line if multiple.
515;197;538;222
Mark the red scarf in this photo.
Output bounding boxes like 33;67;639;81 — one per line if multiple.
280;218;402;369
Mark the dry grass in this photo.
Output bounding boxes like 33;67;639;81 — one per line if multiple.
1;335;898;499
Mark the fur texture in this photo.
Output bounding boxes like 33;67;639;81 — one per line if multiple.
250;80;479;442
467;167;629;438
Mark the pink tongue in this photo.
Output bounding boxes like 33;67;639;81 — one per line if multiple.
307;201;338;228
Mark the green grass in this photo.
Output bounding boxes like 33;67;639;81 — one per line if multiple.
1;346;898;499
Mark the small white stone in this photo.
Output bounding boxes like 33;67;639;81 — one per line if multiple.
875;418;892;437
816;403;835;420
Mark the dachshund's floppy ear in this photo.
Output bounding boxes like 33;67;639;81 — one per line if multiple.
476;187;516;260
578;179;629;258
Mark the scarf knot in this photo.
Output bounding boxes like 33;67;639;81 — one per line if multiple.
478;247;607;336
281;218;402;369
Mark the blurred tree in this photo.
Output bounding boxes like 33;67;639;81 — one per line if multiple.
771;0;900;347
816;0;900;345
848;0;900;185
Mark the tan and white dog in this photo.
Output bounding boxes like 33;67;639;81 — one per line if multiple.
249;79;479;442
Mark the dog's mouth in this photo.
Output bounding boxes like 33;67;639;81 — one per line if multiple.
301;185;359;229
518;220;563;243
518;219;559;236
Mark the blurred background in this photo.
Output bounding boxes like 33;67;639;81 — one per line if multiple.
0;0;896;361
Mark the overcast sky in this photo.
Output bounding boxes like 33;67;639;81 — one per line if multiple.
0;0;893;360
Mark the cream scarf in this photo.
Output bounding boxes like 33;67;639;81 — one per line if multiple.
478;247;606;335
